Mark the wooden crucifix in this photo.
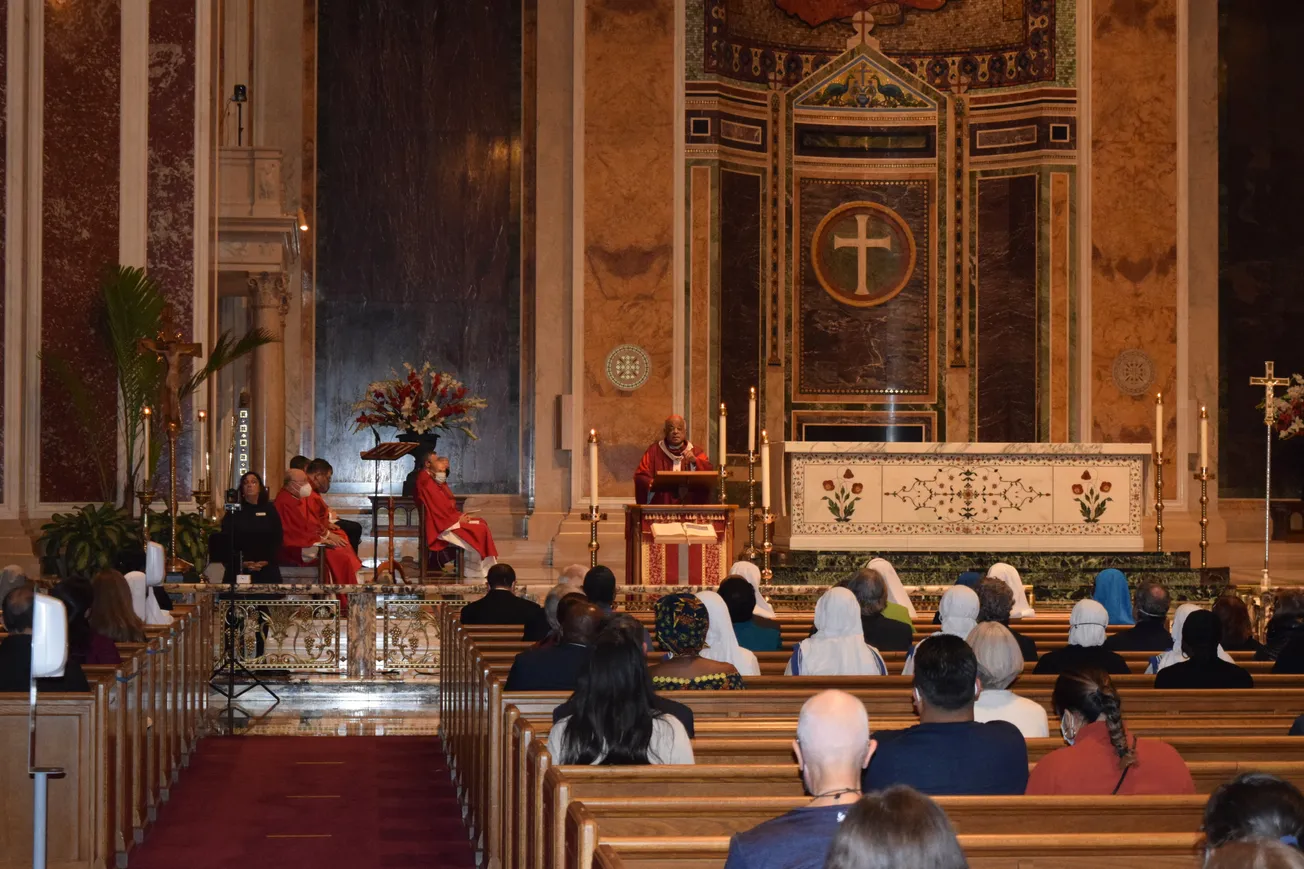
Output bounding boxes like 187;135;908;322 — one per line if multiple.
139;331;202;428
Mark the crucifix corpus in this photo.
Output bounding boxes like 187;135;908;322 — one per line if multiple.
1250;360;1290;590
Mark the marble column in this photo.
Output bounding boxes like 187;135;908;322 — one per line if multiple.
346;589;376;679
247;272;289;489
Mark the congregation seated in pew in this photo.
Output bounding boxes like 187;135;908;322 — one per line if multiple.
1026;668;1195;795
649;593;744;690
865;557;918;625
1263;590;1304;662
822;785;967;869
1148;603;1237;675
548;620;693;765
522;581;585;645
724;690;875;869
91;569;148;645
901;585;977;677
50;575;119;666
837;568;913;652
584;565;652;651
720;575;781;653
1156;609;1255;689
730;560;784;630
700;590;762;676
1204;839;1304;869
459;563;545;626
505;597;601;691
865;634;1029;796
785;587;887;677
1033;599;1131;675
968;622;1049;738
1202;772;1304;856
0;585;90;692
976;576;1038;662
1215;593;1268;656
1093;567;1135;625
1104;579;1175;652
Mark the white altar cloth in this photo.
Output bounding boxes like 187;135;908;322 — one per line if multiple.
784;442;1150;552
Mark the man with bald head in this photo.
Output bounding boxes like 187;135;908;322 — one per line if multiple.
274;468;361;586
724;690;876;869
633;415;715;504
504;597;604;691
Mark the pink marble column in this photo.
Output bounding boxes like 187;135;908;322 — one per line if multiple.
147;0;196;313
41;0;122;502
247;272;288;490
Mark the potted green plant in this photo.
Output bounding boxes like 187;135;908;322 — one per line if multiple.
146;510;220;570
38;503;142;578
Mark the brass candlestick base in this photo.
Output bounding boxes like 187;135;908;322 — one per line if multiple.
1154;451;1165;552
137;486;156;544
761;508;774;581
192;486;212;519
1194;468;1215;569
718;465;729;505
165;422;188;575
741;450;759;559
587;504;606;567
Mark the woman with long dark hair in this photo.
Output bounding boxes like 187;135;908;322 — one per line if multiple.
822;786;967;869
1202;772;1304;856
213;471;284;583
547;621;693;765
89;569;147;644
1026;668;1194;795
51;576;120;665
1214;594;1266;655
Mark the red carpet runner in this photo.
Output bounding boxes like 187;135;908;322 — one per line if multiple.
131;736;476;869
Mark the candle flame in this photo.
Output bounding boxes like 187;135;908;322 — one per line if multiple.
749;386;756;398
143;406;152;416
1156;392;1162;402
719;403;726;413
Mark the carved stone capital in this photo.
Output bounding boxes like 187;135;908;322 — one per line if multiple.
246;271;290;330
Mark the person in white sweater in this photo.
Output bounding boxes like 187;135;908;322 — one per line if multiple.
968;621;1050;738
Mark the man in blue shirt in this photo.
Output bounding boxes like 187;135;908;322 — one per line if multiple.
864;633;1028;795
724;690;876;869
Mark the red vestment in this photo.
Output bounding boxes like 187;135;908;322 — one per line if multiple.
307;491;351;547
633;441;715;505
415;471;498;561
273;489;361;585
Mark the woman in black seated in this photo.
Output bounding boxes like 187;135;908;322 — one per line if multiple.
213;472;283;583
1214;594;1267;656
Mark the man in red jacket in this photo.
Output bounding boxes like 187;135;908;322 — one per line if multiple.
274;468;361;586
414;454;498;580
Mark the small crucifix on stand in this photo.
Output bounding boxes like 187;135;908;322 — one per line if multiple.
1250;360;1290;591
139;329;203;575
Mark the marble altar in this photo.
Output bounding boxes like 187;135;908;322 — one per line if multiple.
784;442;1152;552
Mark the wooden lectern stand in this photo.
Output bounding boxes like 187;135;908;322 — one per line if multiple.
625;470;735;585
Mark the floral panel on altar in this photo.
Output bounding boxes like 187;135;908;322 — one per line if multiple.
784;443;1150;551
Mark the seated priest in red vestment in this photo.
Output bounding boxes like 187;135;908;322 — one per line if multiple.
274;468;361;586
414;454;498;580
634;415;715;505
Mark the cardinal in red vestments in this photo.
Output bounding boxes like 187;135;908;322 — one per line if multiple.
414;454;498;580
274;468;361;586
633;415;715;505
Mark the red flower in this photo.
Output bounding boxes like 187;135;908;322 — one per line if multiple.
851;483;864;494
843;469;855;479
823;480;836;491
1072;484;1084;495
1100;482;1112;493
1081;471;1092;481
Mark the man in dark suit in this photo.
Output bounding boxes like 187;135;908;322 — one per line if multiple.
459;563;545;626
1103;580;1174;652
0;585;91;693
505;597;603;691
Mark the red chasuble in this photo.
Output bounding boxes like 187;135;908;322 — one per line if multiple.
307;491;351;548
633;441;715;505
415;471;498;560
273;488;361;585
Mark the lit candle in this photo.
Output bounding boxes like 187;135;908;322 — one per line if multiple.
204;451;211;490
1200;405;1209;470
196;409;206;485
588;429;599;509
1154;393;1163;456
718;403;728;466
142;406;152;485
760;430;771;510
747;387;757;454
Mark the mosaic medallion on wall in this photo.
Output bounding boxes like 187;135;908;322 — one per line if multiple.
810;201;917;308
605;344;652;391
1112;349;1155;396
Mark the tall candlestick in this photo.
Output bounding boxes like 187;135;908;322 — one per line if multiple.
760;430;771;510
196;409;206;486
588;429;599;508
718;403;728;466
1154;392;1163;456
747;387;757;454
1199;405;1209;470
142;406;152;485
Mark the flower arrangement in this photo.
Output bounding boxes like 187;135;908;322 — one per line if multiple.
352;363;487;439
1271;374;1304;440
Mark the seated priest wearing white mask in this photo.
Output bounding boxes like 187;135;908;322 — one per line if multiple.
415;454;498;580
634;415;715;505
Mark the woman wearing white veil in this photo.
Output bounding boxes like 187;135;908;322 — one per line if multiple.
785;587;887;676
866;557;917;620
729;560;776;619
986;562;1035;618
901;585;979;676
697;590;761;676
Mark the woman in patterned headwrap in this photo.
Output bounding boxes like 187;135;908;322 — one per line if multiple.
647;593;745;690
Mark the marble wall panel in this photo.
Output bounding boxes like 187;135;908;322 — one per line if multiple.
1218;1;1304;497
584;0;676;496
315;0;522;494
689;165;712;448
1050;171;1071;442
976;173;1038;443
1090;0;1178;497
41;0;121;502
719;168;762;456
0;0;6;499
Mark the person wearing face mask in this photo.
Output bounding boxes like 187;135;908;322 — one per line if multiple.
415;452;498;580
274;468;362;587
1025;668;1194;795
863;634;1028;796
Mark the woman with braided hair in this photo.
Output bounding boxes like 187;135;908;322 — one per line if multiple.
1025;668;1195;795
